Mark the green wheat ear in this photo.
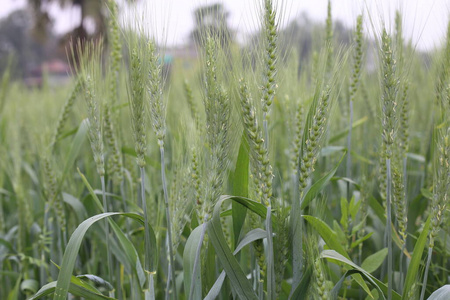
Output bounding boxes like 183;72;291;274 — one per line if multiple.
421;127;449;300
298;85;333;191
83;75;105;177
261;0;278;114
50;78;81;152
349;15;364;103
273;204;290;297
128;47;147;169
201;36;231;218
380;29;399;159
75;39;106;177
147;40;166;146
291;101;305;174
392;165;407;244
239;79;273;207
430;129;449;248
104;0;124;187
305;224;330;300
42;156;65;231
398;82;410;157
108;0;122;101
380;28;399;300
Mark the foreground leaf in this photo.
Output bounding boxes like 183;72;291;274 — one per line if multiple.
289;266;312;300
303;215;348;257
230;135;249;249
321;250;402;300
207;196;258;300
361;248;388;273
183;225;203;300
31;281;115;300
52;212;154;300
79;168;149;286
301;151;346;210
402;216;431;300
427;285;450;300
205;228;267;300
77;274;113;291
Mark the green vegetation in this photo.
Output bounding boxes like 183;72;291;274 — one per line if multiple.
0;1;449;299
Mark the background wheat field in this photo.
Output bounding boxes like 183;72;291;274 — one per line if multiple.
0;0;449;299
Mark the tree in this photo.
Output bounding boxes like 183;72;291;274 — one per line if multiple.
190;3;233;48
28;0;106;42
27;0;139;43
0;9;55;77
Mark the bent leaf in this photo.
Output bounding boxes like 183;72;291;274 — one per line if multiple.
207;196;258;300
361;248;388;273
205;228;267;300
427;285;450;300
52;212;155;300
321;250;402;300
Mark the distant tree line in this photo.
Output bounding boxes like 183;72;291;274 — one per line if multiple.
0;1;417;80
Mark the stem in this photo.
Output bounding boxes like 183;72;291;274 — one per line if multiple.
40;203;50;287
101;176;114;297
62;225;68;247
292;173;299;211
257;267;263;300
189;219;207;300
381;224;387;279
165;262;171;300
120;180;130;234
250;246;256;290
266;204;275;300
358;241;363;299
50;218;60;279
160;146;177;300
400;156;407;292
386;158;393;300
116;259;122;300
148;273;155;300
399;244;405;293
443;232;448;283
420;247;433;300
346;100;353;201
0;196;4;235
139;167;155;299
403;157;407;196
289;189;303;298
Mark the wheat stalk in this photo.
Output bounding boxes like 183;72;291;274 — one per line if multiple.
380;28;399;300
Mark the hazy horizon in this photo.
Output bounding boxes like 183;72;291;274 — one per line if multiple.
1;0;449;51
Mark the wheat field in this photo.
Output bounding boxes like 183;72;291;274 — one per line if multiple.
0;0;449;299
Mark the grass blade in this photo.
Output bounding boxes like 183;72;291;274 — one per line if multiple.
183;225;203;300
303;215;348;257
288;265;312;300
301;151;346;210
230;135;249;249
402;216;431;300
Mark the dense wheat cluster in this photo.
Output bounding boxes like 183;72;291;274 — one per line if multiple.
0;0;449;299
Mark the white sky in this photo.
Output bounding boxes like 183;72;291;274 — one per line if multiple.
1;0;449;51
